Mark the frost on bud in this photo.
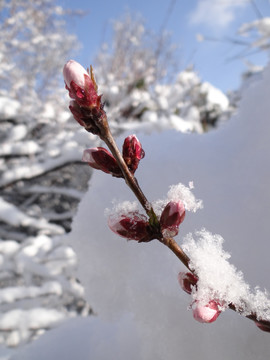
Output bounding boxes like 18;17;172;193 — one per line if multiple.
255;321;270;333
192;300;221;324
63;60;100;108
178;272;198;294
108;212;151;242
122;135;145;174
82;147;123;178
160;201;185;237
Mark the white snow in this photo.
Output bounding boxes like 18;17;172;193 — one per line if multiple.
0;233;85;349
8;125;27;142
0;145;84;188
105;200;140;218
0;142;41;157
183;230;270;320
0;282;63;305
167;183;203;213
106;182;202;223
0;0;91;354
0;198;64;235
182;230;250;309
238;18;270;53
0;308;65;335
200;82;229;111
22;186;84;201
0;98;20;119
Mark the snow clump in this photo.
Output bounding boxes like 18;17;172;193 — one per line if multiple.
182;229;270;320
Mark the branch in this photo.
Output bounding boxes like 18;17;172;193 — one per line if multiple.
0;197;64;235
63;59;270;333
22;185;84;200
0;153;84;189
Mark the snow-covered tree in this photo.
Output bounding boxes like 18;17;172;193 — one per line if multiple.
95;13;232;133
0;0;93;348
0;0;94;224
0;0;79;103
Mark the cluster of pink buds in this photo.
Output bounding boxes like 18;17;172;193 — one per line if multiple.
63;60;106;135
64;60;270;333
82;134;144;177
178;272;221;323
108;200;186;242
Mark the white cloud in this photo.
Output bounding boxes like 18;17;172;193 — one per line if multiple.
189;0;247;28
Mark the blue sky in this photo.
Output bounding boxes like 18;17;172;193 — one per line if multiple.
58;0;270;92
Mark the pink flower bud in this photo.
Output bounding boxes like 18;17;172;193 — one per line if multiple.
178;272;198;294
63;60;101;109
108;212;150;242
122;135;145;174
82;147;123;178
255;321;270;333
160;201;185;237
192;300;221;324
69;100;85;127
63;60;89;89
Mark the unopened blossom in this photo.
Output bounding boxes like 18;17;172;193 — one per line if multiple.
178;272;198;294
63;60;106;135
82;147;123;178
63;60;100;108
108;212;151;242
255;321;270;333
122;135;145;174
160;201;185;237
69;100;85;127
63;60;89;90
192;300;221;324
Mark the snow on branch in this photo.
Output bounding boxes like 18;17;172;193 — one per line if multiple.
0;141;41;157
0;146;83;188
0;197;64;235
183;229;270;320
22;185;84;200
